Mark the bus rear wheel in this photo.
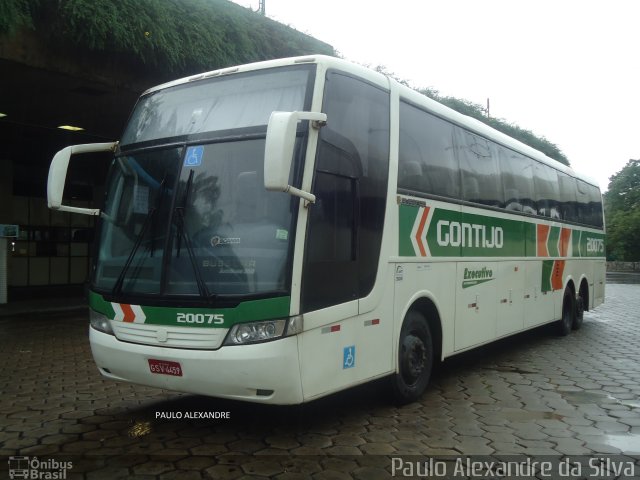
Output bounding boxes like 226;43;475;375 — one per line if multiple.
573;284;587;330
558;287;576;336
391;311;433;405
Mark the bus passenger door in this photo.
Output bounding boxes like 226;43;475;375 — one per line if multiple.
454;261;498;350
496;262;524;336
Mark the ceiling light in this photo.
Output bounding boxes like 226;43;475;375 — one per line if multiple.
0;113;7;118
58;125;84;131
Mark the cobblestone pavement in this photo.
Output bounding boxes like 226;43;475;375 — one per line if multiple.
1;284;639;479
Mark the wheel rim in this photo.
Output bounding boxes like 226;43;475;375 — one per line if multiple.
400;333;427;386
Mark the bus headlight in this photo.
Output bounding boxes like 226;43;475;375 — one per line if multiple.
224;316;303;346
90;309;114;335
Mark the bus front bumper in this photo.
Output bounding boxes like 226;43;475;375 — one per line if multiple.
89;327;304;405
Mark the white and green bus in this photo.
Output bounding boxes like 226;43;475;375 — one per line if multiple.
47;55;605;405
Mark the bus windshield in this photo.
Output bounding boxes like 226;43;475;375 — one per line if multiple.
121;67;311;146
95;139;301;300
93;66;314;302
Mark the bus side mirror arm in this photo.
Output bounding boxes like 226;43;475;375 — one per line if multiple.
47;142;118;215
264;111;327;205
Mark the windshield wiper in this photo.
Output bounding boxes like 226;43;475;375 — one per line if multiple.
175;169;194;259
112;173;167;296
174;169;212;300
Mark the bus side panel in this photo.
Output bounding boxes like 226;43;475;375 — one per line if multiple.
496;261;525;337
454;261;498;350
594;260;606;307
298;275;395;402
392;262;456;359
524;260;554;327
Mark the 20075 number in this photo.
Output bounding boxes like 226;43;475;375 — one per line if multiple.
177;313;224;325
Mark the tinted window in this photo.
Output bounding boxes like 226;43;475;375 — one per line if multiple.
399;103;459;198
456;128;503;207
557;172;578;222
122;67;313;145
398;99;601;229
307;172;357;262
534;163;560;218
587;183;604;228
497;146;536;214
303;73;390;312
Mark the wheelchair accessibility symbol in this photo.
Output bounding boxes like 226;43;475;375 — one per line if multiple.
343;345;355;369
184;146;204;167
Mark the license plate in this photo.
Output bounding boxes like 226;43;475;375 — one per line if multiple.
148;359;183;377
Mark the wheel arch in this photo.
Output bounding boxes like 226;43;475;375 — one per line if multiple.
564;276;576;297
398;293;444;364
578;275;590;311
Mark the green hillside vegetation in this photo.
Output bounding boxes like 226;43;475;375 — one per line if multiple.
0;0;334;74
1;0;566;165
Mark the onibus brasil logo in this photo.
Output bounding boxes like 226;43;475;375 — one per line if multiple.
8;456;72;479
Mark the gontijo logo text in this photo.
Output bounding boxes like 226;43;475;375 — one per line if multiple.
437;220;504;249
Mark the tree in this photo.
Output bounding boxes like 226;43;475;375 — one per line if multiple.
604;159;640;261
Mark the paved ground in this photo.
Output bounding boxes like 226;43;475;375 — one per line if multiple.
1;283;639;479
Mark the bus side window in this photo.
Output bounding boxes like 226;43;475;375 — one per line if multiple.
399;102;458;199
497;146;535;214
398;127;424;192
302;72;390;312
557;171;578;223
303;133;360;311
587;184;604;228
534;163;560;218
456;128;504;207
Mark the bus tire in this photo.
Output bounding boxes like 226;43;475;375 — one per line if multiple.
573;283;587;330
391;310;433;405
573;295;584;330
558;287;575;336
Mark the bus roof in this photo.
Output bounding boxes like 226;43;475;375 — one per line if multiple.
142;55;600;189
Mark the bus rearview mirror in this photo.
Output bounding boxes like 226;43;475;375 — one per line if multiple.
48;142;117;215
264;111;327;204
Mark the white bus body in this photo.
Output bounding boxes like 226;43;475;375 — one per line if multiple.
48;56;605;404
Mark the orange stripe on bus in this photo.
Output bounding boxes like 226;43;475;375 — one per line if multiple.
551;260;565;291
559;228;571;257
415;207;430;257
121;303;135;323
537;224;550;257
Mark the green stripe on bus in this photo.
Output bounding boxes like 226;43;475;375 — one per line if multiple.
547;226;560;257
397;201;605;259
572;229;582;257
398;204;418;257
89;291;291;328
525;222;537;257
541;260;554;292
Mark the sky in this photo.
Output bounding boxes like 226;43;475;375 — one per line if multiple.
232;0;639;191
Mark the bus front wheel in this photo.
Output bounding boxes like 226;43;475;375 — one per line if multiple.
391;311;433;405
